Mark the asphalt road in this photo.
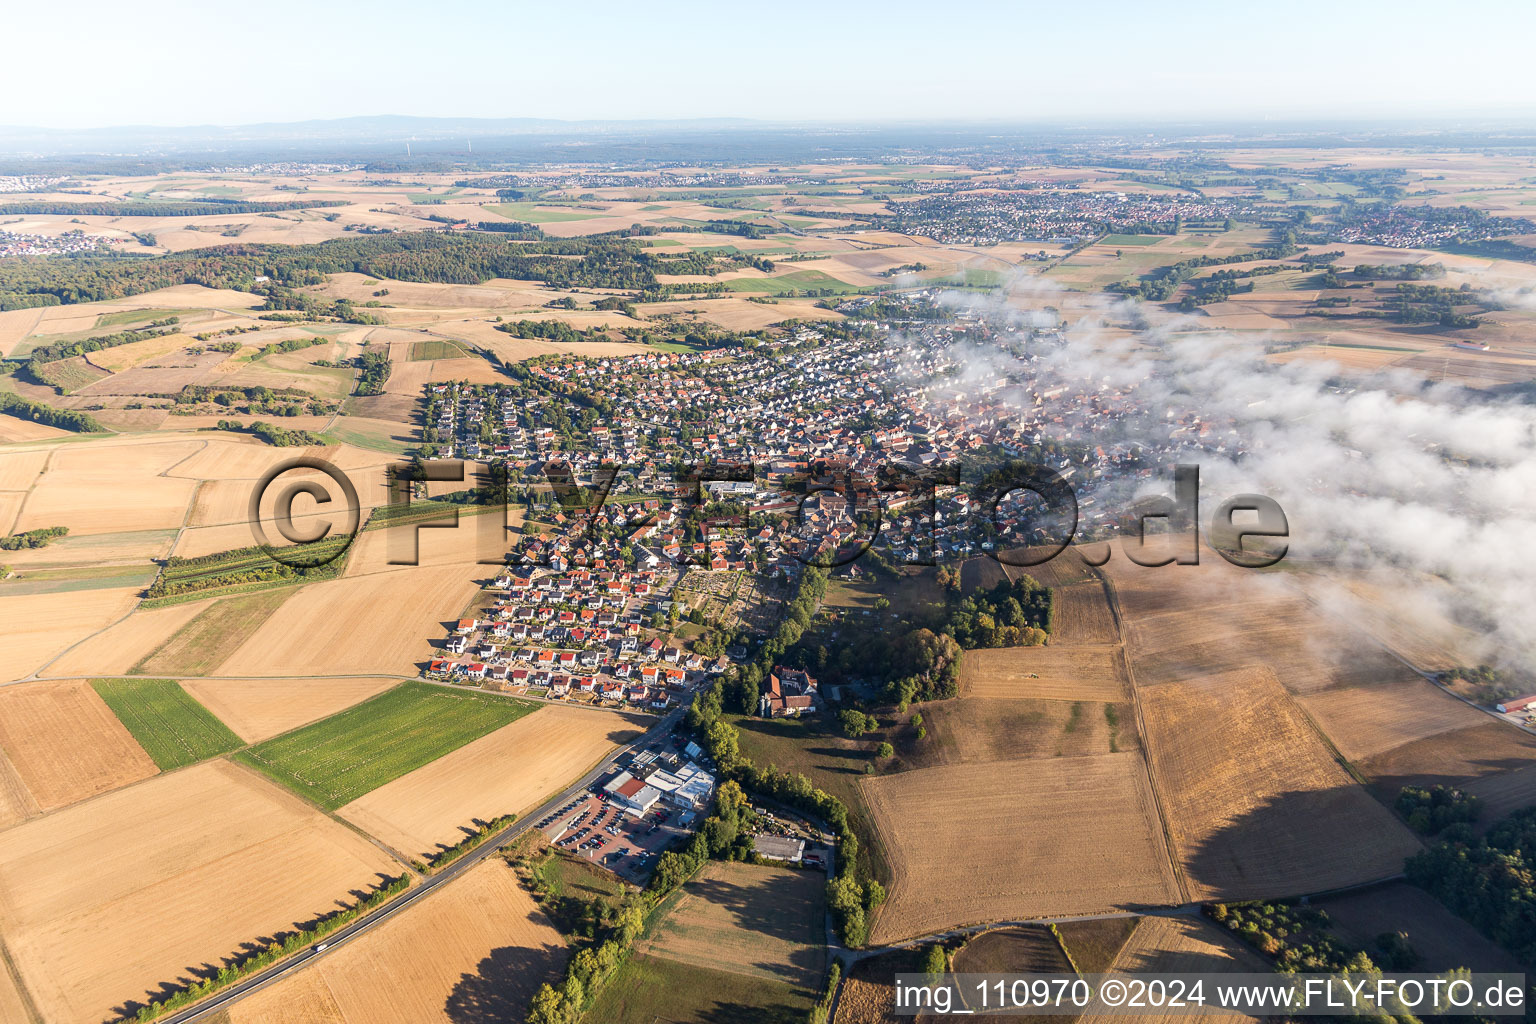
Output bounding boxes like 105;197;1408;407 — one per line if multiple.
160;707;684;1024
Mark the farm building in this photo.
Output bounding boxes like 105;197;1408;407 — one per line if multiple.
1496;695;1536;714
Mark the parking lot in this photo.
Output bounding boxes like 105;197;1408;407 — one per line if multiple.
533;789;696;884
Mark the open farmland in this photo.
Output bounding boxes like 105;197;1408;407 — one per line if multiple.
235;682;539;810
0;679;157;815
224;857;567;1024
338;704;646;860
913;695;1137;766
1296;677;1488;762
1357;721;1536;792
959;645;1127;702
10;438;199;536
179;675;402;743
861;754;1180;943
46;596;216;676
1048;580;1121;644
1318;881;1524;974
833;948;925;1024
132;587;298;676
0;759;401;1024
952;924;1072;974
90;677;244;769
639;860;826;989
1138;667;1422;901
0;585;142;682
584;953;818;1024
1076;917;1270;1024
214;560;485;676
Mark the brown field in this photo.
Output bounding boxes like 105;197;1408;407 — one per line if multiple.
11;438;199;536
959;645;1127;702
180;676;404;743
0;491;19;535
1077;917;1270;1024
0;448;50;491
953;925;1072;974
1317;882;1523;975
216;560;484;676
914;695;1138;769
0;679;157;814
834;948;924;1024
0;413;71;443
0;746;38;828
862;754;1180;943
0;527;179;569
0;759;402;1024
134;588;298;677
1138;667;1422;901
1106;556;1411;695
0;306;46;358
225;857;566;1024
0;585;142;682
1463;763;1536;825
1049;580;1120;644
1359;722;1536;792
1297;678;1488;762
639;860;826;989
44;601;208;682
339;704;647;860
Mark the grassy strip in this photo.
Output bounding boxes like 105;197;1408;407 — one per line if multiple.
123;874;410;1023
90;678;242;770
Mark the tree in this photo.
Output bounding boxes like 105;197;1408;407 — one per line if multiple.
922;943;947;983
876;741;894;759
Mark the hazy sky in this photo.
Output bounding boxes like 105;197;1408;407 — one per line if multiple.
7;0;1536;128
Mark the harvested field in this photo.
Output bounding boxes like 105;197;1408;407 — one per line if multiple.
0;526;179;568
338;704;646;860
1139;668;1421;901
180;675;402;743
834;948;924;1024
236;682;539;810
0;413;70;443
47;597;216;677
1049;580;1120;644
0;448;48;491
1055;916;1140;973
862;754;1180;943
959;645;1127;702
0;679;157;814
11;438;199;536
133;587;298;676
90;677;243;770
1107;557;1411;695
953;925;1072;974
216;560;486;677
0;585;141;682
914;696;1137;767
1359;722;1536;792
88;332;195;372
640;860;825;989
225;857;567;1024
1463;763;1536;825
0;759;401;1024
1077;917;1269;1024
1297;678;1487;762
1317;882;1524;975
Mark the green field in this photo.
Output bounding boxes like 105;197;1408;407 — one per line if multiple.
90;678;243;770
234;682;540;810
582;953;815;1024
1101;233;1165;247
724;270;862;296
486;202;602;224
0;563;157;596
94;306;201;328
407;339;467;360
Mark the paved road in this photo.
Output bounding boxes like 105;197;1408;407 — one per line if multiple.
160;707;684;1024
